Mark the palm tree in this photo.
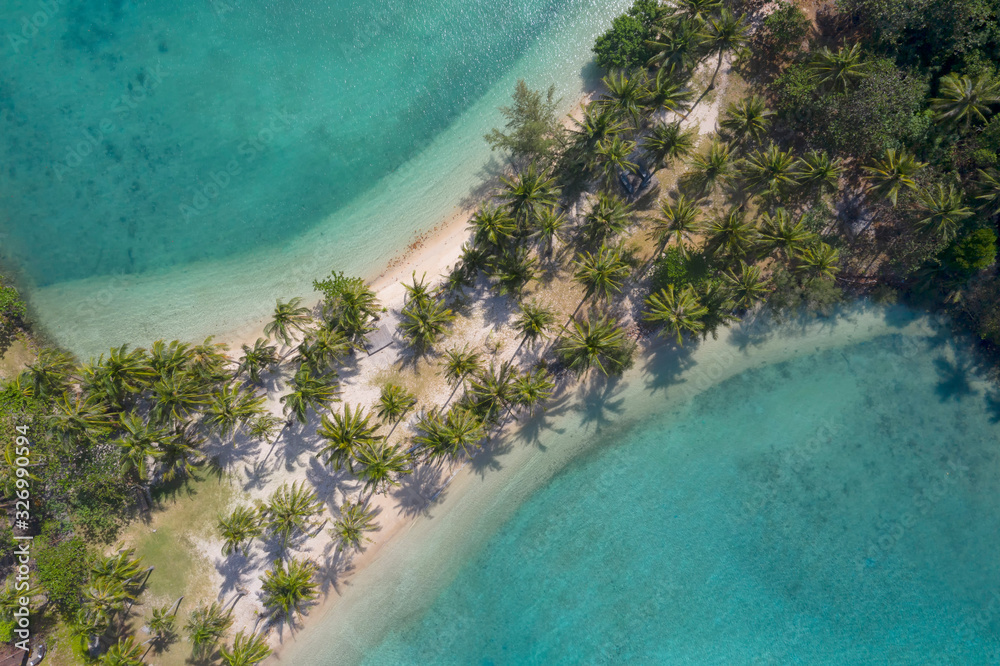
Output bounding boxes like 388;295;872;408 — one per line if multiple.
403;272;434;309
703;9;747;88
705;208;759;260
204;385;265;439
149;374;208;425
82;345;153;409
498;164;560;232
642;121;697;171
82;577;132;626
975;168;1000;218
468;204;516;250
808;43;867;92
329;501;379;551
795;150;843;197
512;368;556;416
47;392;114;444
573;244;631;303
696;279;738;339
322;280;380;341
187;337;230;385
237;338;279;384
759;208;817;261
220;631;272;666
930;73;1000;130
719;96;772;149
147;604;178;649
414;408;486;459
738;144;799;196
914;184;972;242
599;70;647;128
280;367;340;425
491;247;538;298
531;207;567;258
467;362;518;422
795;242;841;280
158;425;204;482
674;0;722;23
113;412;164;482
594;136;638;191
515;301;556;348
264;298;312;347
441;346;483;389
352;441;412;497
569;104;628;163
185;602;233;658
218;505;263;556
582;192;633;245
725;262;771;309
318;404;382;471
642;68;693;119
100;635;145;666
260;558;318;621
399;298;455;354
375;384;417;426
646;16;706;73
644;285;709;344
685;139;733;196
649;194;702;254
92;549;146;592
27;348;75;399
261;481;325;551
556;314;634;376
248;413;282;442
147;339;191;378
863;149;926;206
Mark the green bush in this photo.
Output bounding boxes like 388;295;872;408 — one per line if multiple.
593;0;662;71
35;533;89;617
947;228;998;272
650;247;711;292
756;3;810;61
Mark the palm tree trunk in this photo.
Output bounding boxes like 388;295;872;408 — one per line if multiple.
688;51;723;119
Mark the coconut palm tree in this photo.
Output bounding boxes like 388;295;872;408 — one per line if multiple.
149;374;209;425
280;367;340;425
47;392;114;445
329;501;379;551
738;144;800;196
975;168;1000;218
644;285;709;344
582;192;633;245
515;301;556;348
569;104;628;164
556;314;634;376
352;441;412;497
204;385;265;439
863;149;926;206
441;346;483;389
375;384;417;426
795;150;843;197
81;345;153;409
100;635;145;666
531;207;567;257
403;272;435;309
594;136;638;191
260;558;318;621
674;0;722;23
414;407;486;460
719;96;772;150
598;70;647;129
187;337;230;385
468;203;517;250
399;299;455;355
92;549;146;591
82;577;132;626
703;9;747;88
808;43;867;92
264;298;312;347
646;16;706;73
27;348;76;399
649;194;702;254
158;425;204;482
321;279;380;341
218;505;263;556
491;247;539;298
261;481;325;551
759;208;817;261
467;362;518;422
248;413;282;443
574;244;631;303
641;68;693;119
930;73;1000;130
696;279;738;339
220;631;272;666
705;208;759;261
512;368;556;416
148;340;191;378
237;338;279;384
725;262;771;310
498;164;560;232
113;412;164;482
642;121;697;172
318;404;382;472
147;603;178;650
685;139;733;196
912;183;972;242
185;602;233;658
795;242;841;280
293;327;352;375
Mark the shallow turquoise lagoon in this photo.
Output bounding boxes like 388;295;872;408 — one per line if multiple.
0;0;627;354
356;331;1000;664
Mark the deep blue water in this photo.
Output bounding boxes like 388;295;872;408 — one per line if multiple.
361;333;1000;664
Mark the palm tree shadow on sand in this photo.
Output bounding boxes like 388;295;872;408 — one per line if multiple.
391;459;448;518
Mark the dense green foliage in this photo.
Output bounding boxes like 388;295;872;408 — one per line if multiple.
592;1;664;70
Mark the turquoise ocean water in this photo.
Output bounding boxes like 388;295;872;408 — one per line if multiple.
0;0;627;356
284;312;1000;665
